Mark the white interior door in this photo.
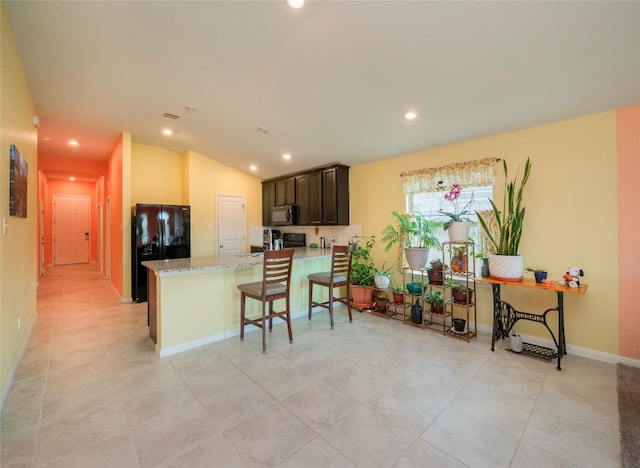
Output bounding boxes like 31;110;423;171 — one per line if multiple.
217;194;246;256
53;194;90;265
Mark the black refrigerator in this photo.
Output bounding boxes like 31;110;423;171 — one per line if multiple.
131;204;191;302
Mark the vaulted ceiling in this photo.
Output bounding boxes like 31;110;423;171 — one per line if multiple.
5;1;639;180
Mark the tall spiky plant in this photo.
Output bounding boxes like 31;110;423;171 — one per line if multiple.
476;158;532;256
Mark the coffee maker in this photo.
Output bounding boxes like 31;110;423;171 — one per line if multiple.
263;229;282;250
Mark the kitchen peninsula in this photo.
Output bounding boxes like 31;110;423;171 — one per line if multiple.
143;249;332;357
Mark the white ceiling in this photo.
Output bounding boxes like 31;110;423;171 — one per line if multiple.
5;1;639;181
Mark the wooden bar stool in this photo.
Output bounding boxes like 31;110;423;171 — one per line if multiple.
308;245;352;329
237;248;295;353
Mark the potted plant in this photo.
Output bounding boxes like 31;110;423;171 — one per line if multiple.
392;285;404;305
349;236;376;307
427;259;445;285
526;266;548;284
437;181;475;242
425;290;444;314
450;245;469;273
381;211;442;270
373;262;392;289
476;158;532;281
450;281;474;305
452;317;467;333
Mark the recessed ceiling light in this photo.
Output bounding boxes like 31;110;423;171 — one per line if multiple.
250;165;257;171
256;126;270;135
69;177;76;181
163;129;173;136
69;140;79;146
286;0;305;9
183;105;197;113
404;111;418;121
282;153;291;160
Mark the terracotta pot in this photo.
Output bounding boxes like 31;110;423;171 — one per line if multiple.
452;288;474;304
375;297;388;313
351;285;374;307
430;304;444;315
392;292;404;305
427;268;444;285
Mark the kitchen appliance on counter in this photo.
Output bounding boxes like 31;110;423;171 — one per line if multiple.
263;229;282;250
132;204;190;302
283;232;306;248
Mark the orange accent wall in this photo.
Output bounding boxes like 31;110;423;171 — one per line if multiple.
106;136;124;296
43;179;99;266
617;104;640;359
38;155;108;267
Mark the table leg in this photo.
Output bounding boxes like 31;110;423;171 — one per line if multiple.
557;291;566;370
491;284;501;351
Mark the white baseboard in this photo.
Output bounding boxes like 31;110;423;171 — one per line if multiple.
474;322;640;368
156;309;310;358
0;317;36;411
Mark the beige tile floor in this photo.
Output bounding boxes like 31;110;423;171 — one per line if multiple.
1;264;620;467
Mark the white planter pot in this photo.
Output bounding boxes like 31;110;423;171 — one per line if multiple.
447;221;472;242
488;255;523;281
374;274;391;289
404;247;430;270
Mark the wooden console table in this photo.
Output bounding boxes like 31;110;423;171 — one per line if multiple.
475;277;587;370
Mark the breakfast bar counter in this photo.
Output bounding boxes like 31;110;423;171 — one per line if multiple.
143;249;332;356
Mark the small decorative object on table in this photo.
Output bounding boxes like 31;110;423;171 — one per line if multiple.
526;266;548;284
560;266;584;288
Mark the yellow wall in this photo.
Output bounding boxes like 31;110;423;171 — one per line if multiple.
0;3;38;401
351;111;619;354
182;150;262;258
131;143;183;205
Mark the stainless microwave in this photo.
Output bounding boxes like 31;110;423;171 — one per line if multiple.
270;205;297;226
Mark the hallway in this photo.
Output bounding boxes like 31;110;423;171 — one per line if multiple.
1;263;620;467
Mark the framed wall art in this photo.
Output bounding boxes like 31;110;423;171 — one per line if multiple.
9;144;28;218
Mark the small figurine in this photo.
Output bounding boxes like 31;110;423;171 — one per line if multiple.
561;266;584;288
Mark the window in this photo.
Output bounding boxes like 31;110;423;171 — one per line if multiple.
408;184;494;261
399;157;500;269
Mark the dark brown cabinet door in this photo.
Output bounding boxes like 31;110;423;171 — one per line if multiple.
262;181;275;226
296;172;322;225
322;166;349;225
275;177;295;205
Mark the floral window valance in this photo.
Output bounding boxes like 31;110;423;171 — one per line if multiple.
400;157;500;194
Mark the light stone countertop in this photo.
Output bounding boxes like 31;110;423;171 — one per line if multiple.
142;247;332;277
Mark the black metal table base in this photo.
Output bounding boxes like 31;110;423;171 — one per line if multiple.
490;283;566;370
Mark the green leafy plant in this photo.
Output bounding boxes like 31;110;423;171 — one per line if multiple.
526;266;546;273
425;290;443;307
349;236;376;286
374;262;392;279
381;211;442;251
476;158;532;256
